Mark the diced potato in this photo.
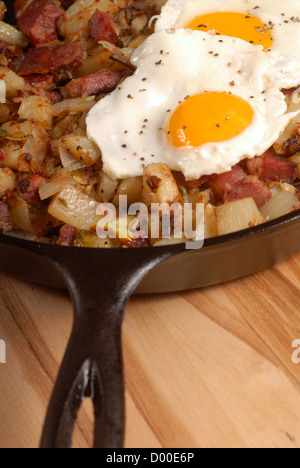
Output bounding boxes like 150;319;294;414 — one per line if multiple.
0;66;25;98
0;141;22;169
8;197;32;232
18;96;52;129
260;191;300;221
204;203;218;238
0;168;15;197
215;198;264;236
48;185;100;230
1;119;32;139
102;215;136;240
62;134;101;166
143;163;183;206
96;171;118;201
289;153;300;179
113;176;143;206
0;121;42;169
4;123;49;171
187;188;214;206
21;124;49;167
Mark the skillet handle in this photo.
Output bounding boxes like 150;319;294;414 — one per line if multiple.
37;245;185;448
40;283;125;449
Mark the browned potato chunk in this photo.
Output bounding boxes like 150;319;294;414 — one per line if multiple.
48;185;99;231
215;198;264;235
0;168;15;197
0;66;25;98
204;203;218;238
143;164;183;206
113;176;143;206
18;96;52;130
62;135;101;166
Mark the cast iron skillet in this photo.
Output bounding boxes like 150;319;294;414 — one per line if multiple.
1;209;300;448
2;1;300;449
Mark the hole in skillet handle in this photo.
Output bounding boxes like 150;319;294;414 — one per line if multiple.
21;241;185;449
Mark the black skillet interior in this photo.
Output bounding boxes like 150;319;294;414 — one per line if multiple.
2;0;300;450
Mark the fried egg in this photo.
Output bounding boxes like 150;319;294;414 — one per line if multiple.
155;0;300;89
86;29;297;181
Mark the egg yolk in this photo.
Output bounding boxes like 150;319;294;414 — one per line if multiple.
186;12;273;51
165;92;254;148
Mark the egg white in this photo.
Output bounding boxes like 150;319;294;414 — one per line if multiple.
155;0;300;89
86;29;297;181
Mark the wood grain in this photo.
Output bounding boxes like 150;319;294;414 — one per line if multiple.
0;251;300;448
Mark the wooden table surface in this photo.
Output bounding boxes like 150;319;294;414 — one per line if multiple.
0;251;300;448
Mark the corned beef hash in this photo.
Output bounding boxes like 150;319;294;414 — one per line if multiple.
0;0;300;247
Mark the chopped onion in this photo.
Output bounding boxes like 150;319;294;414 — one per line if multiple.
58;142;86;171
39;177;78;200
0;21;29;47
52;96;95;117
65;0;94;17
260;191;300;221
61;134;101;166
96;172;118;201
269;182;296;197
98;40;116;52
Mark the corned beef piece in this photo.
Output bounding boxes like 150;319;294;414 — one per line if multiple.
247;152;298;184
18;0;63;47
224;175;272;207
63;70;123;98
88;10;120;45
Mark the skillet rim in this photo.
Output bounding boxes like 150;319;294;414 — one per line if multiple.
0;207;299;251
